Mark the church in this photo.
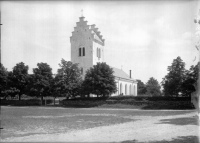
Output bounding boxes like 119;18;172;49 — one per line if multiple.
70;16;137;96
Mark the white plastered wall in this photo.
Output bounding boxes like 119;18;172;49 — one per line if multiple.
71;19;93;77
111;78;137;96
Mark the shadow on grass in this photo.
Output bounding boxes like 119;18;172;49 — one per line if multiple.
120;136;199;143
157;117;198;126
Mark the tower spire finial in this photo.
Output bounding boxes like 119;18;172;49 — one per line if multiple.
81;9;83;17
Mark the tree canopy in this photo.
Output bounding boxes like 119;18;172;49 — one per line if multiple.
146;77;161;97
30;63;53;104
83;62;117;97
0;64;8;98
162;56;186;97
8;62;29;100
54;59;83;99
181;62;199;97
136;79;147;95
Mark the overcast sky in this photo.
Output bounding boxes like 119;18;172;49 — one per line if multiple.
1;0;200;83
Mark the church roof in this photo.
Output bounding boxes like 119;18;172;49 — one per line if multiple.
111;67;136;82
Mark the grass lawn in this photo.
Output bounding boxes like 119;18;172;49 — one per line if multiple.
1;106;197;142
1;107;135;139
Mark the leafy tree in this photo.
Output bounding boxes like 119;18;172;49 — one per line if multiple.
181;62;199;97
50;76;62;104
0;64;8;98
1;71;19;99
136;79;147;95
2;87;20;99
162;56;186;97
83;62;117;97
146;77;161;97
54;59;82;99
9;62;29;100
30;63;53;104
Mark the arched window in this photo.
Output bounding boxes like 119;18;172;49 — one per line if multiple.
79;48;81;56
83;47;85;56
120;83;123;95
116;84;118;94
99;48;101;58
129;85;131;95
97;48;99;57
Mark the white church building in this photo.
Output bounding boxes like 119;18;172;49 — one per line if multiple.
70;16;137;96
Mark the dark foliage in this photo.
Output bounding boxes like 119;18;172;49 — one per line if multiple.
61;96;194;109
162;56;185;97
181;62;199;97
146;77;161;96
29;63;53;104
1;99;41;106
162;57;199;97
54;59;83;99
0;64;8;97
82;62;117;97
136;79;147;95
5;62;29;100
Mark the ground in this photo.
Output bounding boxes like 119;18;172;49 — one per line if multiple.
0;106;199;142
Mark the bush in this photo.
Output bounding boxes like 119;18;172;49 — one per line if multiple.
1;96;194;110
1;99;41;106
62;99;106;108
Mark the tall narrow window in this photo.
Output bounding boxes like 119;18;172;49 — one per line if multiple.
120;83;123;95
99;48;101;58
97;48;98;57
83;47;85;56
79;48;81;56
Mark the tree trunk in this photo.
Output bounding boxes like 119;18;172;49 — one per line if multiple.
18;94;21;101
41;95;43;105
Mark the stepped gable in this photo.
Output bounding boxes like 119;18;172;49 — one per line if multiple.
70;16;105;46
70;17;89;40
89;24;105;45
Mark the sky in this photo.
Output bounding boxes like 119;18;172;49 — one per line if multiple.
1;0;200;84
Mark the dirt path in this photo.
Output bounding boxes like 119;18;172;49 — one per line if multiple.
1;110;198;142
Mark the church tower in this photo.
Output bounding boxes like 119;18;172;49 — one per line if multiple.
70;16;105;77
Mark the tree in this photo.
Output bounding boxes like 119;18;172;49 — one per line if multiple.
136;79;147;95
54;59;82;99
30;63;53;104
181;62;199;97
9;62;29;100
146;77;161;97
83;62;117;97
162;56;186;97
50;76;62;104
1;87;20;99
0;64;8;98
1;71;20;99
